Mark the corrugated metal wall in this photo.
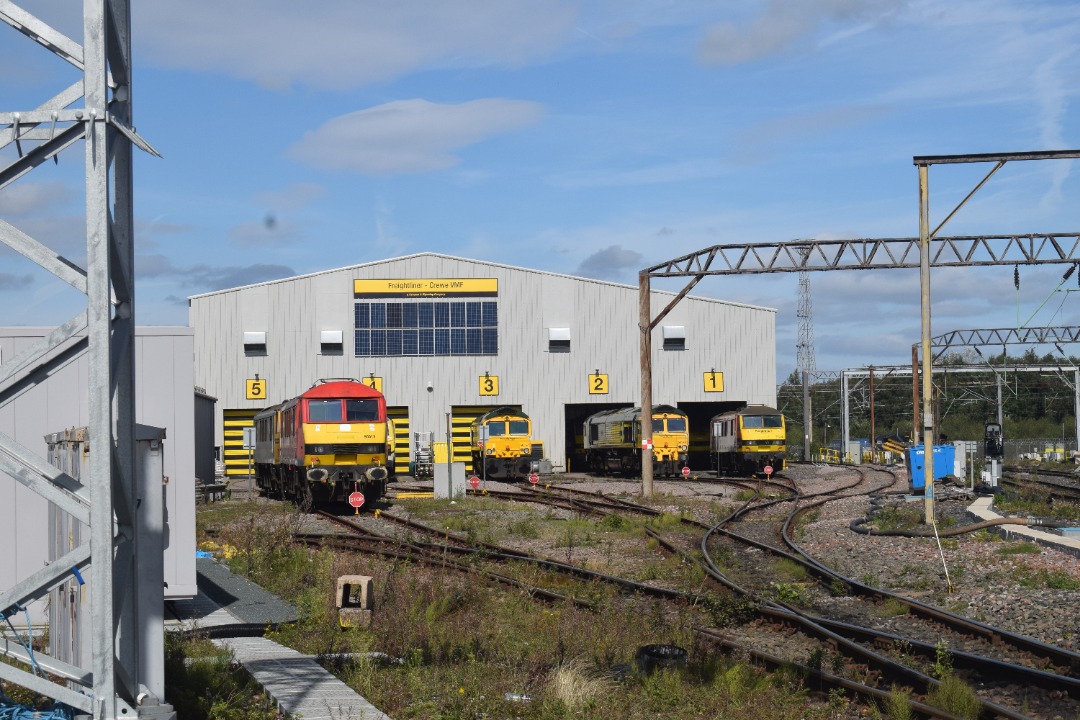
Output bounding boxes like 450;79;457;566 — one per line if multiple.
190;253;777;470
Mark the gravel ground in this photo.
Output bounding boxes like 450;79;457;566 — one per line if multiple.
757;464;1080;650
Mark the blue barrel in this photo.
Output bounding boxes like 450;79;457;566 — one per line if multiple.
906;445;955;493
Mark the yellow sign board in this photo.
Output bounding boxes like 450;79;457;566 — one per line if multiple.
246;378;267;400
361;376;383;393
588;373;609;395
479;375;499;396
703;371;724;393
353;278;498;298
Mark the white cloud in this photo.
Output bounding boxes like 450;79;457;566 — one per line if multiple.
0;181;73;216
288;99;545;175
133;1;578;91
697;0;905;65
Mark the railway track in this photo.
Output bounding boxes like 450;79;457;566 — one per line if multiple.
296;466;1080;718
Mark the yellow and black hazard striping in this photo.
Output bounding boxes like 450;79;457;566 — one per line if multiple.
882;439;907;454
387;406;410;476
223;408;259;476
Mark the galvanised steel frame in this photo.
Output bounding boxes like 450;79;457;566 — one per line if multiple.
637;150;1080;498
0;2;164;718
832;365;1080;458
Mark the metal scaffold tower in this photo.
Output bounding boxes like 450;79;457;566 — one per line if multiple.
0;2;168;718
796;266;816;458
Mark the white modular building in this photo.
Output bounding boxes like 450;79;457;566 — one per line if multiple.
0;326;199;623
188;253;778;476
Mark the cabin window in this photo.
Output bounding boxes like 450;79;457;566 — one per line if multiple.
486;421;507;437
346;399;379;421
508;420;529;435
652;419;665;433
763;415;783;428
308;400;343;423
666;417;686;432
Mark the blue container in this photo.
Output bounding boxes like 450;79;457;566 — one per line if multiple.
906;445;955;493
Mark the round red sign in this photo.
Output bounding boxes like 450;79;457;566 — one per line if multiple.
681;466;690;477
348;491;365;508
528;473;539;484
764;465;773;476
469;475;480;489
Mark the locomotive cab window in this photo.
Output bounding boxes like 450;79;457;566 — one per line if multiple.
308;400;343;422
346;399;379;421
652;419;665;433
508;420;529;435
486;422;507;436
666;417;686;432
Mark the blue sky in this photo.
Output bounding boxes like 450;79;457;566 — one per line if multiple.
3;0;1080;383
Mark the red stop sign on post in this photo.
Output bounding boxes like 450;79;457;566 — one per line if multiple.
348;491;365;508
469;475;480;489
528;473;539;484
764;465;773;477
681;466;690;478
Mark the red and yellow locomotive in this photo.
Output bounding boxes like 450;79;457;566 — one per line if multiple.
254;378;394;507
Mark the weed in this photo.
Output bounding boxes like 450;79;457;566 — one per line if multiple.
774;583;812;606
996;542;1042;556
1014;566;1080;590
829;578;848;597
926;674;981;720
877;598;909;618
772;558;809;582
931;639;953;679
881;684;913;720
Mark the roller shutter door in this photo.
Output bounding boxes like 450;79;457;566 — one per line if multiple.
222;408;259;477
386;406;410;476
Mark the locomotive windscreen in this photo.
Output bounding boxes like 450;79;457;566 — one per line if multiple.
306;398;380;422
666;417;686;432
743;415;783;428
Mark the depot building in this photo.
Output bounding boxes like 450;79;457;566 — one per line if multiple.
189;253;778;476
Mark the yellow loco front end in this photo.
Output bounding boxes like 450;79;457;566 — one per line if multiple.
737;408;786;474
471;407;533;479
650;405;689;477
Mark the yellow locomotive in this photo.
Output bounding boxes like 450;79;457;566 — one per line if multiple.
253;378;395;507
469;406;534;479
709;405;786;476
583;405;689;477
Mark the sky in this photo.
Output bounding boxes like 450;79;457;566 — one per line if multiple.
3;0;1080;384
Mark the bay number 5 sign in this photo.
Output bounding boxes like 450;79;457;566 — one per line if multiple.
246;377;267;399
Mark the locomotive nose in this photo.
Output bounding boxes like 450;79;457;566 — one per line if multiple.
365;466;388;482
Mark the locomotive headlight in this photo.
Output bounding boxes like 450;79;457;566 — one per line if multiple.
679;445;687;451
308;445;331;454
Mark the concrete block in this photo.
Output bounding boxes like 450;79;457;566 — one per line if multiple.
337;575;373;610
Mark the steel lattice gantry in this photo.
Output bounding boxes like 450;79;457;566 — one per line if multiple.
0;2;167;719
637;149;1080;498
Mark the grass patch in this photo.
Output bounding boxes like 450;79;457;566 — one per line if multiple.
995;542;1042;556
1013;566;1080;590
